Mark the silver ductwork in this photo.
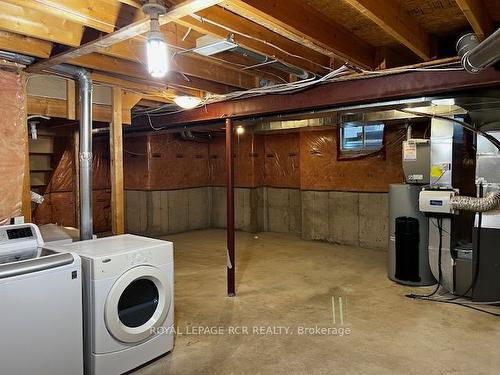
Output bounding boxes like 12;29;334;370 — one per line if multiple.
51;65;94;241
457;28;500;73
451;192;500;212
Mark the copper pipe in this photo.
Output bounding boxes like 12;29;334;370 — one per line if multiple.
226;117;235;296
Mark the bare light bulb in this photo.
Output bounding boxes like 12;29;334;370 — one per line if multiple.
236;126;245;135
146;19;168;78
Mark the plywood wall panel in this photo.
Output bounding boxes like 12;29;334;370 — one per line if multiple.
148;134;209;189
264;132;300;188
299;127;405;192
124;135;151;190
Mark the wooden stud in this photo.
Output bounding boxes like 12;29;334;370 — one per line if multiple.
455;0;494;41
223;0;376;69
22;75;31;222
110;87;125;235
73;130;80;228
343;0;431;60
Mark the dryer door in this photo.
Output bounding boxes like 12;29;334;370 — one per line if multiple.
104;265;171;343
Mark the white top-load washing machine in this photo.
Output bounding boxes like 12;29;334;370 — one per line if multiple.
0;223;83;375
48;234;174;375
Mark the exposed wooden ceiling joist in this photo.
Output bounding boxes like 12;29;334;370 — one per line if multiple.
1;0;133;33
69;53;239;94
455;0;494;41
222;0;376;69
0;30;53;58
26;0;224;73
344;0;431;61
0;1;84;46
100;39;262;89
91;72;201;101
173;5;331;74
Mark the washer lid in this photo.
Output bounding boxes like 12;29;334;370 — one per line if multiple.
54;234;172;258
104;265;171;343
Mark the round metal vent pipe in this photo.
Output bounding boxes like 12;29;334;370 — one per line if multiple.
457;28;500;73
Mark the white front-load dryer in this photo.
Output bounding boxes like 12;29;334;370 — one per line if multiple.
50;234;174;375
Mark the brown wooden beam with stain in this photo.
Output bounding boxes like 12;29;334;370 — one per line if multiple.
344;0;431;60
132;68;500;127
455;0;494;41
26;0;223;73
223;0;376;69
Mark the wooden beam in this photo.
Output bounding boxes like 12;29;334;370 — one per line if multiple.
22;77;31;223
110;87;125;235
223;0;375;69
66;80;76;120
0;1;84;46
91;72;198;101
69;53;240;94
455;0;494;41
27;0;223;73
173;5;331;74
0;31;52;58
27;96;133;124
100;39;261;88
1;0;128;33
344;0;430;60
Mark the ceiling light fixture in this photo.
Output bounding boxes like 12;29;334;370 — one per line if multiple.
174;96;202;109
236;126;245;135
142;0;168;78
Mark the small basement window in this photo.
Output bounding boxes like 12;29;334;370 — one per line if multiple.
340;123;385;155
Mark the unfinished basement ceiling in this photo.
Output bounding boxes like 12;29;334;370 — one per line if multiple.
0;0;498;113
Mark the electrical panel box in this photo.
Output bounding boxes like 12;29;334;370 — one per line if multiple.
419;190;455;214
402;139;430;184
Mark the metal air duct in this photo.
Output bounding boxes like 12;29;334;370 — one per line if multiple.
51;65;94;241
457;28;500;73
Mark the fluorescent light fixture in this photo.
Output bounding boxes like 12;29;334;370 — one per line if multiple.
193;35;238;56
431;98;455;106
174;96;202;109
146;20;168;78
236;126;245;135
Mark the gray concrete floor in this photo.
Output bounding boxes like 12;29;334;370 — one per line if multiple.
134;229;500;375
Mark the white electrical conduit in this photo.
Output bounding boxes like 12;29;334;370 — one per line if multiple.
451;192;500;212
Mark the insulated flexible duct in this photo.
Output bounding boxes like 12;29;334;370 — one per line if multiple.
451;192;500;212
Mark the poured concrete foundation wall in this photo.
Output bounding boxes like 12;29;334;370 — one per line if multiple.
125;187;211;236
126;187;388;250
